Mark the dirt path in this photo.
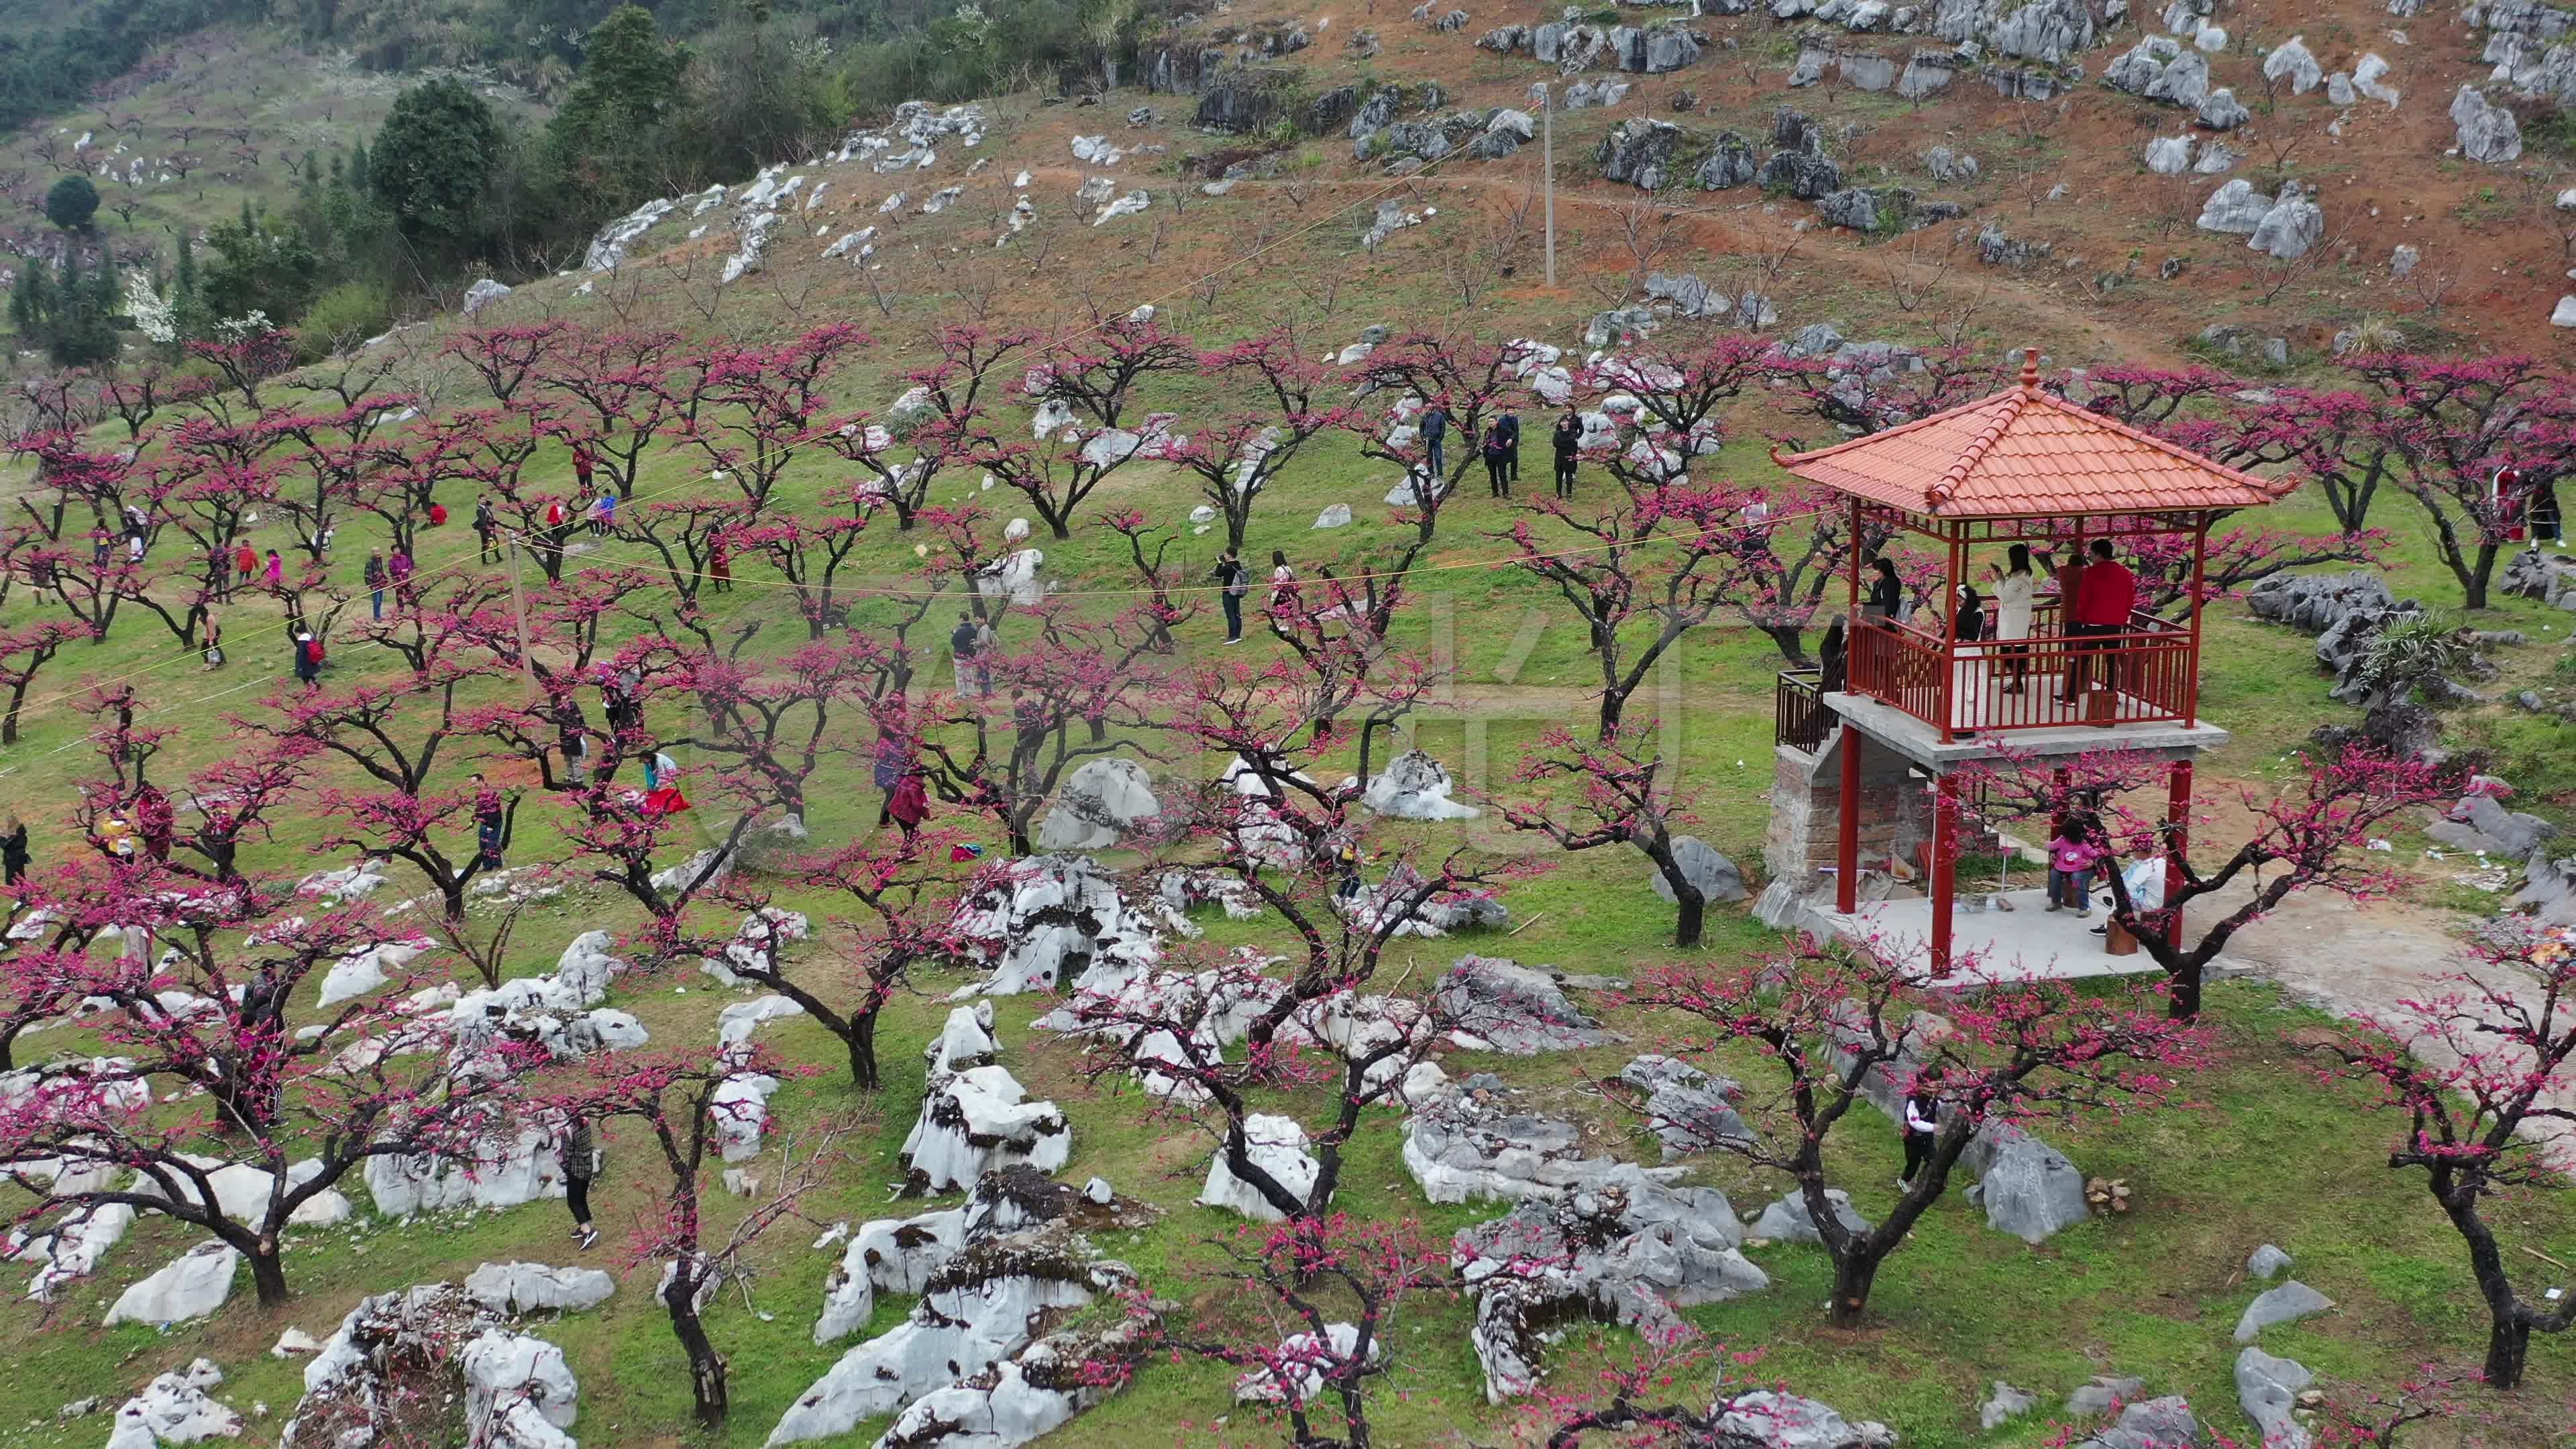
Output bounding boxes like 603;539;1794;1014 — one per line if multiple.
2221;889;2576;1169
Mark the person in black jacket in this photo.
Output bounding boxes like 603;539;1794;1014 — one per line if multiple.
1481;422;1512;498
563;1113;599;1249
1817;615;1848;694
1;812;28;886
1551;412;1582;498
1864;555;1902;622
1210;549;1248;644
1497;406;1521;485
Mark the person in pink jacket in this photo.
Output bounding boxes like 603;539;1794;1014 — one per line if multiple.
2046;812;2106;916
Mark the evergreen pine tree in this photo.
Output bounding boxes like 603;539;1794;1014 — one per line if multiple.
9;260;40;337
348;140;369;195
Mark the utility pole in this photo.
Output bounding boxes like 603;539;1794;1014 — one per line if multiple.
508;533;535;706
1541;85;1556;289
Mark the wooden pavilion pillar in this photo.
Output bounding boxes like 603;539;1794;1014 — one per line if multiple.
2163;759;2192;947
1929;770;1959;977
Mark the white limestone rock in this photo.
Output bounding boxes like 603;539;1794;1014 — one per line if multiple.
364;1115;562;1216
464;1262;617;1316
1198;1114;1322;1222
2248;188;2326;259
459;1328;580;1442
947;854;1166;996
718;994;808;1049
107;1360;238;1446
714;1073;782;1163
926;1002;1003;1073
1035;757;1163;851
2263;36;2323;95
1456;1180;1764;1401
768;1225;1128;1444
2453;85;2524;163
1359;749;1479;821
2196;178;2272;234
900;1064;1071;1193
1234;1323;1379;1403
105;1240;239;1327
871;1318;1144;1448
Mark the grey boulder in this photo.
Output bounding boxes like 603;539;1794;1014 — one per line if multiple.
2235;1279;2333;1343
1436;956;1623;1055
1597;119;1685;191
1962;1122;2090;1243
2235;1346;2314;1449
2246;1243;2293;1280
2453;86;2524;164
1749;1188;1870;1244
2079;1395;2203;1449
1617;1054;1754;1157
1646;835;1748;905
1982;1381;2037;1430
1698;131;1758;189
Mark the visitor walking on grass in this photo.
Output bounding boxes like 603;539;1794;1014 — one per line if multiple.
475;498;498;563
563;1112;599;1250
1211;549;1248;644
1498;405;1521;486
1;812;28;887
1268;550;1298;617
874;727;912;830
951;611;986;698
201;614;224;671
1898;1089;1939;1191
1482;421;1512;498
292;631;323;690
887;767;930;844
388;548;415;608
262;549;285;592
364;549;388;621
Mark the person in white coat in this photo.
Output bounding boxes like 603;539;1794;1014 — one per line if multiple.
1988;543;2036;695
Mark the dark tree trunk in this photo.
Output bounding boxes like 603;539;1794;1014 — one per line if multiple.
1826;1249;1882;1328
2489;1318;2532;1389
248;1239;289;1305
211;1075;282;1135
1672;881;1705;949
848;1012;880;1091
2165;963;2203;1022
669;1292;729;1428
1762;624;1813;667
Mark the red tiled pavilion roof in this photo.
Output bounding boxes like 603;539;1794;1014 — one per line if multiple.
1772;358;2290;519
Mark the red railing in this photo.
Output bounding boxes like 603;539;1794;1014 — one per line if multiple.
1841;608;2196;740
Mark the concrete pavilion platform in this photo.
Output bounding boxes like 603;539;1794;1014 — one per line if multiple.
1809;885;2168;987
1821;692;2230;769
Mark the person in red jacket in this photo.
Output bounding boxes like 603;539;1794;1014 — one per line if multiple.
2065;539;2135;700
